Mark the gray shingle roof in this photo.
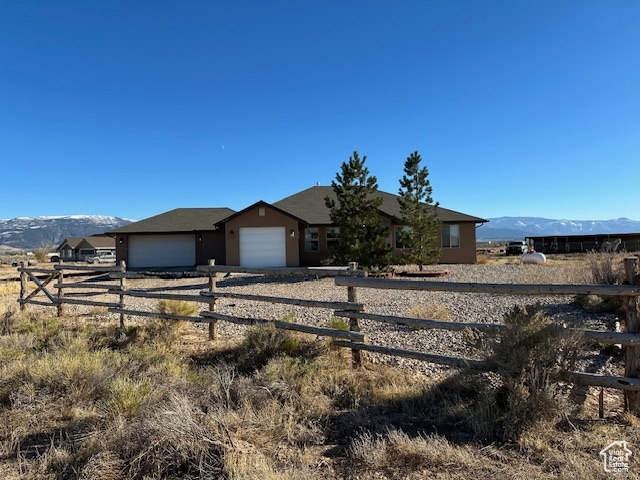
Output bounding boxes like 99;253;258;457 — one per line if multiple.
108;208;236;234
82;235;116;248
56;237;83;250
273;186;487;224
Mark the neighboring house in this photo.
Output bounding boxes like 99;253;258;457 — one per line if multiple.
57;237;83;261
56;235;116;262
108;186;487;268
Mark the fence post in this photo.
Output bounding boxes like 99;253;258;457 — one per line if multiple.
624;256;640;414
57;259;64;317
119;261;126;329
348;261;363;368
208;259;219;340
19;261;27;311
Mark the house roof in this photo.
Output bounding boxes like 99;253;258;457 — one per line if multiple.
108;208;236;234
273;186;488;224
107;187;486;235
81;235;116;249
57;237;83;250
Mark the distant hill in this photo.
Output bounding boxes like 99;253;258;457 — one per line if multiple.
478;217;640;241
0;215;133;250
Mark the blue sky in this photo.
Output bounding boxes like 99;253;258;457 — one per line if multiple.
1;1;638;221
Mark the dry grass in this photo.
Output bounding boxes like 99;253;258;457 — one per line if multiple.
406;302;451;321
0;281;20;297
157;298;200;317
0;295;636;479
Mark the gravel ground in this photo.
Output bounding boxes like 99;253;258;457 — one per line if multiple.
22;263;624;376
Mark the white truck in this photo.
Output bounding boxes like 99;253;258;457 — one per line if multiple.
85;252;116;264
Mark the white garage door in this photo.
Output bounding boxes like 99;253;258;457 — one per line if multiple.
239;227;286;267
128;234;196;268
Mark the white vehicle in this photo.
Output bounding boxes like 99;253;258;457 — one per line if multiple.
86;252;116;264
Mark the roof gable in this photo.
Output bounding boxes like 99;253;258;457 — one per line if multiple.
108;208;236;234
56;237;83;250
214;200;307;226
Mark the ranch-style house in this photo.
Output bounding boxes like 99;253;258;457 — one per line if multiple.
108;186;487;268
56;235;116;262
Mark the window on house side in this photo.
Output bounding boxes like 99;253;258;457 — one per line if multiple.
442;225;460;248
326;227;340;251
305;228;319;251
395;226;411;249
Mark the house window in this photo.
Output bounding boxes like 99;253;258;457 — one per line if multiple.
395;226;411;249
442;225;460;248
326;227;340;251
305;228;319;251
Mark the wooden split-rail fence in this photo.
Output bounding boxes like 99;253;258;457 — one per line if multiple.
14;257;640;414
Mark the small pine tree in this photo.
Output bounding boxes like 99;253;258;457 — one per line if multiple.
398;151;442;270
325;151;391;269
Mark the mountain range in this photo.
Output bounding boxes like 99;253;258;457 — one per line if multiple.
0;215;132;251
477;217;640;241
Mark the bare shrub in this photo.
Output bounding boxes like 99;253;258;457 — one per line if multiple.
477;305;582;441
576;252;627;314
241;323;304;369
584;251;625;285
33;247;50;264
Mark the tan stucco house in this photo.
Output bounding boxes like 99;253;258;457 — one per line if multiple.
109;186;487;268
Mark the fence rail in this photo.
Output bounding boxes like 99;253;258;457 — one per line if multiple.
13;257;640;412
335;276;640;296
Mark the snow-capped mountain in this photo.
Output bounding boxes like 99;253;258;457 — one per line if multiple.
0;215;133;250
477;217;640;241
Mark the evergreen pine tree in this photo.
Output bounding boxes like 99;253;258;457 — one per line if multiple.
398;151;442;270
325;151;391;269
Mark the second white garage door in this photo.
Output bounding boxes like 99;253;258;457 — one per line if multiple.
128;234;196;268
239;227;286;267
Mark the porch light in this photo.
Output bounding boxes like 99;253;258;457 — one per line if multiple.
230;230;234;237
290;229;295;238
119;237;123;244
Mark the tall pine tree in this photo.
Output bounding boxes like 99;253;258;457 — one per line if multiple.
325;151;391;269
398;151;442;270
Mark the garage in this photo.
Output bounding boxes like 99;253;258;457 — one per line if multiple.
239;227;286;267
128;234;196;268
